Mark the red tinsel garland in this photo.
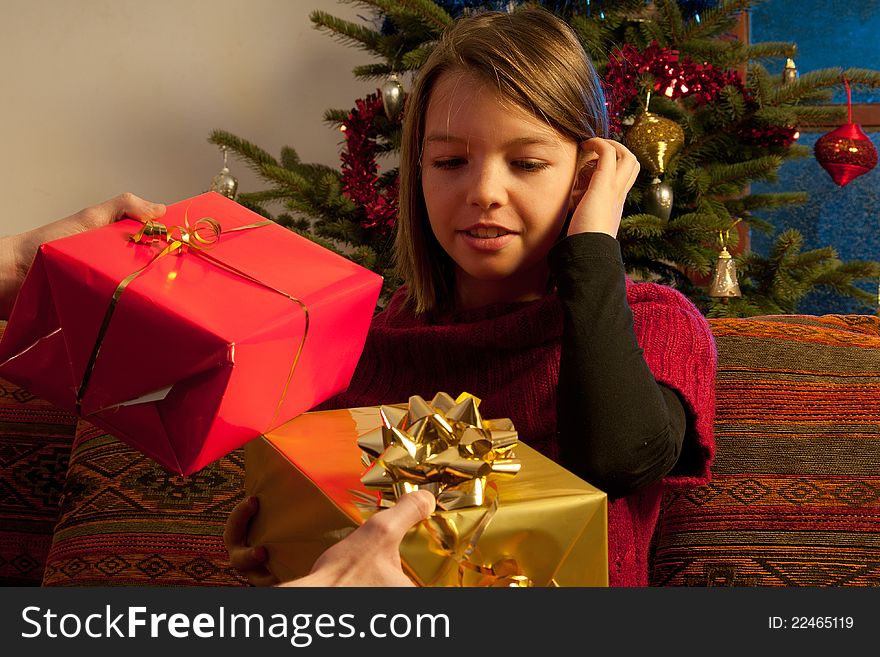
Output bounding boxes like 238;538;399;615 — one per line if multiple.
603;42;797;148
340;91;400;234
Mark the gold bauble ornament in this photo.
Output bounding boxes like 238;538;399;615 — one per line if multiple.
625;112;685;177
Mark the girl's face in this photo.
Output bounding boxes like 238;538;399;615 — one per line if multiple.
421;70;582;309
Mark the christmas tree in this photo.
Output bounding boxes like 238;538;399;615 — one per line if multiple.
209;0;880;316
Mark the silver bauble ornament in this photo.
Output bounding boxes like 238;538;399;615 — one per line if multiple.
381;75;404;120
643;177;673;221
210;147;238;199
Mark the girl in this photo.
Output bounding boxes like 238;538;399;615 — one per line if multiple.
228;6;716;587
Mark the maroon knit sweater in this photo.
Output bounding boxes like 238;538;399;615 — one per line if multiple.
324;280;717;587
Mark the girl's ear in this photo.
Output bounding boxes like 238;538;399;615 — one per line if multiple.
568;155;596;212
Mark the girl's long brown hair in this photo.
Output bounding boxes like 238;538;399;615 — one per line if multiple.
394;6;609;315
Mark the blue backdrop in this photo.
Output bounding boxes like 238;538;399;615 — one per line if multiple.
751;0;880;314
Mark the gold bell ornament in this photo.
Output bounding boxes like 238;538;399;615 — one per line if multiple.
782;57;799;85
626;95;685;221
209;145;238;199
708;221;742;299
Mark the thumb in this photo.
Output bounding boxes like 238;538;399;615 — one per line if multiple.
370;490;436;543
110;192;166;223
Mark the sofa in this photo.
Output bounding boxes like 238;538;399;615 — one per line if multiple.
1;313;878;587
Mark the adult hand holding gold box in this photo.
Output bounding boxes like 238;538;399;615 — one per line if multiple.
245;406;608;587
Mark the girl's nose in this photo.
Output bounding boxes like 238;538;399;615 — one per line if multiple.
466;161;507;210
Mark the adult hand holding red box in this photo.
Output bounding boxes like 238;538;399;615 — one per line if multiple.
0;192;382;474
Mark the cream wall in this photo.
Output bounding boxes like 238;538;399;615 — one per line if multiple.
2;0;377;234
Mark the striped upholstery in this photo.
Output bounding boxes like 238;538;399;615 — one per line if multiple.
41;421;248;586
650;314;880;586
0;322;76;585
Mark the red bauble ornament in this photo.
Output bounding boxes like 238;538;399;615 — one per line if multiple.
815;122;878;186
814;78;878;187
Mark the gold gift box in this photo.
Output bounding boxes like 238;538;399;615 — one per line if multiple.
245;406;608;586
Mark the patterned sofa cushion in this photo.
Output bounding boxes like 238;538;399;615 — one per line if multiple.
650;314;880;586
42;420;248;586
0;322;77;585
0;381;75;585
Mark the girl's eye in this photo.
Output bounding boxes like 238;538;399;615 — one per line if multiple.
514;160;550;172
432;158;466;170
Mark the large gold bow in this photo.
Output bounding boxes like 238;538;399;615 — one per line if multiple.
357;392;521;511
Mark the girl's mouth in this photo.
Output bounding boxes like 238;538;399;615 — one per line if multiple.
466;227;509;238
458;228;516;251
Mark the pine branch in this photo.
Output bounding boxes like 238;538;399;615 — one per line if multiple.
745;41;797;60
666;212;729;236
323;108;351;126
679;37;748;68
618;213;667;239
401;44;436;70
768;67;880;105
741;214;774;235
254;163;312;194
726;191;808;213
310;11;384;53
208;130;279;175
681;0;757;41
652;0;685;45
790;105;845;126
236;188;293;206
356;0;452;31
352;63;396;79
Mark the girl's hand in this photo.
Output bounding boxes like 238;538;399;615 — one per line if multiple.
567;138;639;238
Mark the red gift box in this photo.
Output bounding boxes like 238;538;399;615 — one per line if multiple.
0;192;382;474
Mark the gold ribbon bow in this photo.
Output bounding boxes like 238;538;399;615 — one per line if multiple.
131;209;226;257
357;392;521;511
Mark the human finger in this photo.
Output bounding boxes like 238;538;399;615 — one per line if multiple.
223;496;279;586
101;192;166;224
75;192;166;232
361;490;436;545
606;140;640;192
580;138;624;189
222;496;259;551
